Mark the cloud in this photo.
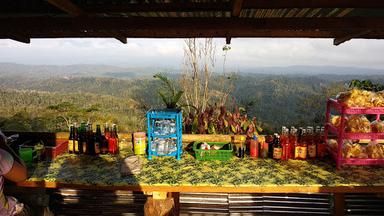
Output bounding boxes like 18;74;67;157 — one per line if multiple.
0;38;383;69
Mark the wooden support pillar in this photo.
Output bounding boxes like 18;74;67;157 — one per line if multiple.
169;192;180;216
144;191;176;216
334;193;345;216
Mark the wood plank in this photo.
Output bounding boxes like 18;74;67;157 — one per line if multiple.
334;193;345;216
56;133;244;143
115;36;127;44
8;35;30;44
153;191;168;200
83;0;384;14
45;1;127;44
183;134;233;143
0;17;384;32
170;192;180;216
85;2;231;13
0;29;342;39
45;0;85;16
333;30;371;45
232;0;244;17
14;181;384;194
0;17;383;33
242;0;384;9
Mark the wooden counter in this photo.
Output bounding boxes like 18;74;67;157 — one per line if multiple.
17;145;384;193
13;143;384;216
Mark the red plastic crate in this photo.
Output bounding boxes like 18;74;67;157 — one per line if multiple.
20;139;68;161
45;139;68;160
325;98;384;169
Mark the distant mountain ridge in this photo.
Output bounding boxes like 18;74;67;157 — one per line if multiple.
0;63;177;79
240;65;384;75
0;63;383;80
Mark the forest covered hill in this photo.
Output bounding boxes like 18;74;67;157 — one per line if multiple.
1;63;383;133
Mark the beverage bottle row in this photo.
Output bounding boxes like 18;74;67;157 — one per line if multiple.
247;126;326;160
68;123;119;155
272;126;326;160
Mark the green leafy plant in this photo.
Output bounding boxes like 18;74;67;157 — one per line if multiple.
153;73;184;109
183;104;262;137
349;79;384;92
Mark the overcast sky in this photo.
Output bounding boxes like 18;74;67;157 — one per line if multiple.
0;38;384;70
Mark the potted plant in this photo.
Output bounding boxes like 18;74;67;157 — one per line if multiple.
153;73;183;109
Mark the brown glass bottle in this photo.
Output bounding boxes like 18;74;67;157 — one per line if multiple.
294;128;307;160
94;124;102;155
79;123;87;154
86;123;95;155
68;125;75;154
272;133;282;160
74;124;79;154
100;123;109;154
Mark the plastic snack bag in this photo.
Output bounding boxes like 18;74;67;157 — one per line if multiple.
371;120;384;132
346;115;371;133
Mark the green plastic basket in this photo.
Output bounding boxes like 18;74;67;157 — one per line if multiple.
193;141;233;161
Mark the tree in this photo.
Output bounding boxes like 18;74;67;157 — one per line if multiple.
47;102;78;129
47;102;100;129
181;38;216;113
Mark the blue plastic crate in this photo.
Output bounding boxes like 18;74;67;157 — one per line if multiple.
147;109;182;160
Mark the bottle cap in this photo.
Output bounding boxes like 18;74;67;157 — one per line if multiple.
253;135;258;140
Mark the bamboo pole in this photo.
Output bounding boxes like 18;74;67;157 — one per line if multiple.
56;132;247;143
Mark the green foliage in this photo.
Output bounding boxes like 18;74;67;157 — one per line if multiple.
349;79;384;92
0;88;145;132
2;73;384;134
183;105;262;137
153;73;184;109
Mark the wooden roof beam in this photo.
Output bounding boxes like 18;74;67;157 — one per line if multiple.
232;0;244;17
46;0;127;44
6;29;384;39
333;30;372;46
242;0;384;9
85;3;231;13
9;34;30;44
115;36;127;44
1;17;383;32
45;0;85;16
83;0;384;13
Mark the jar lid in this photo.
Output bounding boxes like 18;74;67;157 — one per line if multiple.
134;132;146;137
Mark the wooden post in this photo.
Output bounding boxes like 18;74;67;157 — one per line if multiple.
169;192;180;216
334;193;345;216
144;191;176;216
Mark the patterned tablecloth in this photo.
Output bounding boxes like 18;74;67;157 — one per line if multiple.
26;145;384;188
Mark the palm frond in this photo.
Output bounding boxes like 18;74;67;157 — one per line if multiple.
154;73;175;96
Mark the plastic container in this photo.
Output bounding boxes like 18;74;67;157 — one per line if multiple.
46;139;68;160
193;141;233;161
19;139;68;161
19;147;34;166
249;135;259;158
133;132;146;155
147;109;182;160
325;98;384;169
